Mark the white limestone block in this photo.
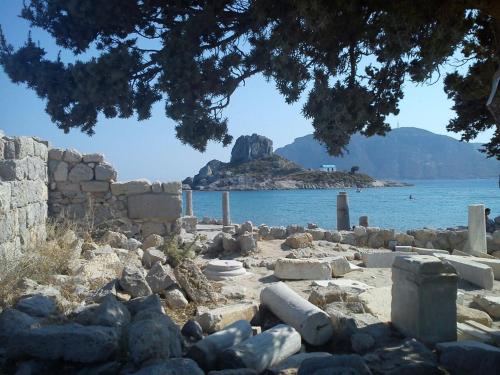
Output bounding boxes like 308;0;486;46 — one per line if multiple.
274;258;332;280
361;251;409;268
441;255;494;290
196;303;258;333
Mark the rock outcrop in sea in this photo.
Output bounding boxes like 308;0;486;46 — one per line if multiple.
184;134;408;190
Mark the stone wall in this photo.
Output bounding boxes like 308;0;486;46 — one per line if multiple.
0;133;48;257
48;148;182;238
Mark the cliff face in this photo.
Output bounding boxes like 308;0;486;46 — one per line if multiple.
230;134;273;164
275;127;500;179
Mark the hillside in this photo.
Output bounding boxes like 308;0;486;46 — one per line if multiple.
275;127;500;179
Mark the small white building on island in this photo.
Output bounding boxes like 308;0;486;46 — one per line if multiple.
320;164;337;172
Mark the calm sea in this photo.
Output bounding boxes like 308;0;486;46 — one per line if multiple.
183;179;500;232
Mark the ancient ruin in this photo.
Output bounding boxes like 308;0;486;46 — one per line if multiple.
1;131;500;374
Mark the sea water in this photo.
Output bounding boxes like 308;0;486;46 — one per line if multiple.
183;179;500;232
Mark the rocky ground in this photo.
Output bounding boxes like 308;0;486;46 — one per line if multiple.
0;221;499;374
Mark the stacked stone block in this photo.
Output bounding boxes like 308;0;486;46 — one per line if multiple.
48;148;182;238
0;134;48;257
48;148;121;224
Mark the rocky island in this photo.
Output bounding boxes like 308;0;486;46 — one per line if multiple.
183;134;408;190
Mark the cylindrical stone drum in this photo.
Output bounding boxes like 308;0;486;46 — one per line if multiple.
187;320;252;371
260;282;333;346
219;324;301;372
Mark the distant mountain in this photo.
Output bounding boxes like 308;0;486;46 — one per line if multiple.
275;127;500;179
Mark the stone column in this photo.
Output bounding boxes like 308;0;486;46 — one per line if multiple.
359;216;369;227
467;204;487;253
187;320;252;371
391;255;457;345
222;191;231;226
185;190;193;216
337;192;350;230
219;324;301;372
260;282;333;346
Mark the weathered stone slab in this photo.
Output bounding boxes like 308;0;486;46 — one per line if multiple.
0;159;28;180
361;251;409;268
467;258;500;280
452;249;495;259
13;136;35;158
162;181;182;195
111;180;150;195
359;286;391;322
128;193;181;220
48;148;64;160
196;303;258;333
274;258;332;280
440;255;494;290
391;255;457;345
9;324;119;363
473;295;500;319
284;232;313;249
464;320;500;346
395;245;449;255
52;161;68;182
68;163;93;182
95;163;116;181
81;181;110;192
457;304;492;327
15;295;57;317
0;182;11;215
329;256;351;277
457;322;494;343
312;279;374;293
63;149;82;163
436;340;500;375
83;153;104;163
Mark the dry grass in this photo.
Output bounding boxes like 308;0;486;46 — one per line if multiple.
164;303;198;326
0;217;89;308
161;234;196;267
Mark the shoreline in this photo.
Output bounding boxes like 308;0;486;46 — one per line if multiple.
188;180;412;191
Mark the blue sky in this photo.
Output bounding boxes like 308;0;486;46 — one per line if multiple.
0;1;493;181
